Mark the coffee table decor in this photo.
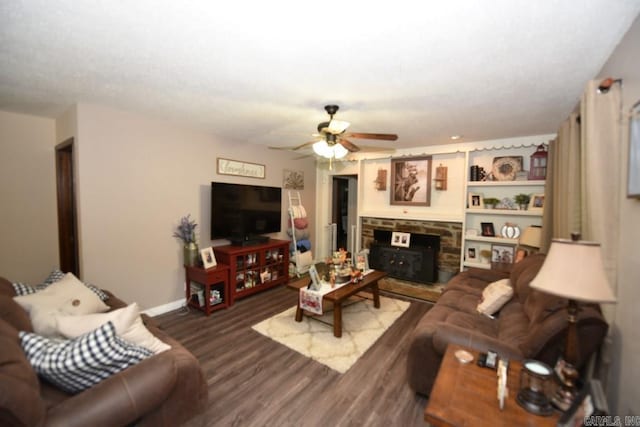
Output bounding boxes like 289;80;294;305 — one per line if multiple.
252;295;409;373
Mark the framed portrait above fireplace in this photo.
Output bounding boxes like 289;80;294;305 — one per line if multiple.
390;156;432;206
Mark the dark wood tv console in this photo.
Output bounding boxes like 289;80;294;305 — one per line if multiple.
213;239;289;305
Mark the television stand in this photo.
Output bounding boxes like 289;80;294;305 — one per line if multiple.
229;235;270;247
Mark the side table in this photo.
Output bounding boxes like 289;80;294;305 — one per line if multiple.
184;264;230;315
424;344;560;427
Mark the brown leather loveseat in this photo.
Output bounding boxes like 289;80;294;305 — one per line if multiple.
406;254;609;396
0;276;207;426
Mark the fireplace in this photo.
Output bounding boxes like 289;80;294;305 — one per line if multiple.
361;217;462;283
369;230;440;283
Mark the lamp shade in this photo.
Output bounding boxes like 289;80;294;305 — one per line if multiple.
519;226;542;248
530;238;616;303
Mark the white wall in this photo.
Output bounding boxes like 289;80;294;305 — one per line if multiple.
71;104;316;309
597;14;640;417
0;111;58;282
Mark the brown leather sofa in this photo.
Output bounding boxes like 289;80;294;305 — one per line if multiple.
407;254;609;396
0;276;207;427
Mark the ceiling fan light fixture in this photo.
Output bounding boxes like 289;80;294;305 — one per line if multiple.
313;140;331;157
333;143;349;159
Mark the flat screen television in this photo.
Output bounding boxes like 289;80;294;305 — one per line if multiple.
210;182;282;242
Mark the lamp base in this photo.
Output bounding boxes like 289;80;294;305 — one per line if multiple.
516;389;554;416
552;358;580;412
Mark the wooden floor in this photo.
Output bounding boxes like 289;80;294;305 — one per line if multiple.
154;285;431;427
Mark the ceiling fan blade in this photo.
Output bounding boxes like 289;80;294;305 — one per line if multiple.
353;145;396;152
344;132;398;141
337;138;360;152
268;140;317;151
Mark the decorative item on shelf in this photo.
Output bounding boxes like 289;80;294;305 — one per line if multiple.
490;156;523;181
500;223;521;239
468;193;484;208
497;197;517;210
516;359;555;416
528;144;548;180
173;214;199;266
470;165;487;181
374;168;387;190
529;193;545;211
200;247;217;269
434;164;448;190
514;193;531;210
530;234;617;411
483;197;500;209
479;249;492;264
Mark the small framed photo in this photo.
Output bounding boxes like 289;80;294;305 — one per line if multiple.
391;231;411;248
558;379;608;427
467;247;477;260
200;247;217;269
481;222;495;237
355;249;370;272
468;192;484;209
529;193;545;211
491;244;515;264
308;264;322;291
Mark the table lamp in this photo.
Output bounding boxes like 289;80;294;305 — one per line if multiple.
519;225;542;250
529;233;616;411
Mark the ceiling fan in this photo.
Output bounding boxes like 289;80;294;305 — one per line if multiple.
270;105;398;160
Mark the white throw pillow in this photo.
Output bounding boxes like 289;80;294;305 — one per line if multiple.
477;278;514;316
56;303;171;354
14;273;110;336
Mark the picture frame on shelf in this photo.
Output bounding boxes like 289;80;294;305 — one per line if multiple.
529;193;545;211
557;379;608;427
200;247;217;269
491;244;515;264
467;247;477;260
468;192;484;209
390;156;432;206
481;222;495;237
391;231;411;248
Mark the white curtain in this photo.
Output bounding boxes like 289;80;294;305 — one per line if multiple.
544;79;622;310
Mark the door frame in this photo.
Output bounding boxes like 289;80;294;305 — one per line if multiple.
55;138;80;276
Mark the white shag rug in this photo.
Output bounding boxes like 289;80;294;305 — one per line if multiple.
251;296;410;373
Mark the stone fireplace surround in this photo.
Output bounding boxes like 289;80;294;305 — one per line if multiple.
360;217;462;280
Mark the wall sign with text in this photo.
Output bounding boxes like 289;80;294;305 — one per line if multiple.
217;158;265;179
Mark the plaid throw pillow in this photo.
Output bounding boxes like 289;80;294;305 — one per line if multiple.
19;321;152;394
12;269;109;301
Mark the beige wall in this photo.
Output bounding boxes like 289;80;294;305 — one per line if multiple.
598;14;640;416
0;110;58;282
71;103;316;309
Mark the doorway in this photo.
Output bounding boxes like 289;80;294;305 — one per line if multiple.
56;138;80;276
331;175;358;255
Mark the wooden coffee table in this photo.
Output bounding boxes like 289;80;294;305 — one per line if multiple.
293;270;387;337
425;344;560;427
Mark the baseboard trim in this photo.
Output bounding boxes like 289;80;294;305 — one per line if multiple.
142;298;184;317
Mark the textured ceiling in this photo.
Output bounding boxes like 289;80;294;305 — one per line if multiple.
1;1;639;150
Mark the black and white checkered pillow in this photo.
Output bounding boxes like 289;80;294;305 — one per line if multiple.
12;269;109;301
19;321;152;394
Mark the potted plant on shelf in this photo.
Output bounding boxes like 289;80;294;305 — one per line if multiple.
173;214;199;266
483;197;500;209
514;194;531;210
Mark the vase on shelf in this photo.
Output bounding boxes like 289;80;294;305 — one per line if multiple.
184;241;199;267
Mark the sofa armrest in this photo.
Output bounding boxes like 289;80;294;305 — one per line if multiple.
44;351;177;427
433;323;523;361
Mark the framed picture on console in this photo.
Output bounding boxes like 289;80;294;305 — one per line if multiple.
200;247;217;269
355;249;370;272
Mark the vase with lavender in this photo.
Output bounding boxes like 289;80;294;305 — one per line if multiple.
173;214;199;266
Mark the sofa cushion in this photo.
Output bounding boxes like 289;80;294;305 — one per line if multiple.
0;296;33;332
56;303;171;354
0;318;45;426
477;279;513;316
13;272;110;336
19;321;153;394
510;253;546;304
